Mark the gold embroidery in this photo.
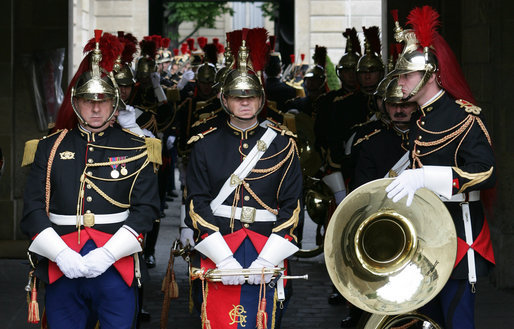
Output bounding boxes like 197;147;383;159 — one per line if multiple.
230;174;242;187
228;304;247;327
453;166;493;193
59;151;75;160
272;200;300;242
353;129;381;147
189;200;219;232
456;99;481;115
257;140;267;152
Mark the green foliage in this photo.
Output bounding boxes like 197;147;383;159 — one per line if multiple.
164;2;234;40
325;55;341;91
259;2;279;22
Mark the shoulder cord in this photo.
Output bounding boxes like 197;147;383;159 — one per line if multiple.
45;129;69;216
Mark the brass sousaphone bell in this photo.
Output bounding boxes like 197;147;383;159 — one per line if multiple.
324;178;456;323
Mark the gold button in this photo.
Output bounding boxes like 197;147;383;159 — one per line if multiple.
88;158;93;164
243;143;249;149
416;150;421;155
87;171;93;176
86;184;92;189
89;147;94;151
421;121;425;126
86;210;91;213
244;195;250;201
86;196;92;202
243;223;249;228
418;135;422;140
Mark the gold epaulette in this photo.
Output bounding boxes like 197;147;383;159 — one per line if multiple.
333;92;354;103
191;109;221;128
265;117;280;126
145;137;162;165
187;127;217;144
353;129;381;147
267;123;297;138
456;99;481;115
21;129;64;167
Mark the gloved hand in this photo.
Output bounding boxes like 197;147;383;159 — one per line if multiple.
247;257;275;285
217;256;245;285
142;129;155;138
166;135;176;150
55;248;88;279
150;72;167;103
385;168;424;207
179;227;195;247
83;247;116;278
117;107;145;135
177;70;195;90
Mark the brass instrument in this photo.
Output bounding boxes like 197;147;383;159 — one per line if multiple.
324;178;456;318
190;267;308;283
362;313;442;329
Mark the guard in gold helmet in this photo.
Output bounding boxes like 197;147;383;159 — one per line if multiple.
21;30;160;329
336;28;361;93
185;27;302;329
385;7;495;329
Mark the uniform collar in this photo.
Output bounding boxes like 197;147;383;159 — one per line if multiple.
420;89;445;111
77;124;111;142
226;120;260;139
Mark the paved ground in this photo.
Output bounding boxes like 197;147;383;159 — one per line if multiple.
2;193;514;328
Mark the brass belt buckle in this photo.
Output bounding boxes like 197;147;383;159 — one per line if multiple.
83;213;95;227
240;206;256;224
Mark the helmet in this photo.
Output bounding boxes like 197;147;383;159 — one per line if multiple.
196;63;216;84
156;37;172;64
220;30;266;119
336;28;361;74
71;30;121;128
383;77;404;104
115;32;138;86
374;74;393;99
356;26;384;73
114;63;135;86
136;38;157;80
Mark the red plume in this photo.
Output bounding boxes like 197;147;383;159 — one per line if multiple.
269;35;276;52
247;28;269;72
186;38;195;51
140;38;157;58
216;43;225;54
406;6;440;49
197;36;208;50
301;53;305;62
84;32;123;73
343;27;361;55
117;31;125;38
173;48;179;56
180;43;188;55
290;54;295;65
123;33;138;46
313;45;327;68
151;35;162;49
228;30;242;65
390;9;399;22
120;37;138;64
161;37;171;49
363;26;381;55
213;37;219;46
203;43;218;65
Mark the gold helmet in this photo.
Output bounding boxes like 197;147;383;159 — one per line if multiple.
213;41;234;90
71;30;121;128
115;32;138;86
388;8;439;101
220;29;267;118
356;26;384;74
136;37;157;80
196;63;217;84
384;77;405;104
374;74;393;99
156;37;172;64
304;45;327;81
336;28;361;74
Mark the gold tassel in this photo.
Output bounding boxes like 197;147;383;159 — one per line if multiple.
21;139;40;167
256;272;268;329
145;137;162;165
27;277;40;323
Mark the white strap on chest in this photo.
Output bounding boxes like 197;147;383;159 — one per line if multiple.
384;151;410;178
210;128;278;213
462;202;477;287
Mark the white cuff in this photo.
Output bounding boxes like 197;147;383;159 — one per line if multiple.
180;204;187;228
259;234;299;266
322;172;346;194
28;227;68;262
103;225;142;261
423;165;453;199
194;231;233;265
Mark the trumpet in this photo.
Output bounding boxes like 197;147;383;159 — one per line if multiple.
190;266;308;283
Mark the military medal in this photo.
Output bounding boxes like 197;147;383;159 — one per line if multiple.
120;157;128;176
109;156;120;178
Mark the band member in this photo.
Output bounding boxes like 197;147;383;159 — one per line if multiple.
185;29;302;329
386;7;495;328
21;30;160;329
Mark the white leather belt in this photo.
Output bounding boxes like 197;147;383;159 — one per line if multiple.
213;205;277;222
49;211;129;226
439;191;480;202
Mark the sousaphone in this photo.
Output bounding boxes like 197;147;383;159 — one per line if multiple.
324;178;456;327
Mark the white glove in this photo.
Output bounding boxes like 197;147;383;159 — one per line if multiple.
117;107;145;135
166;135;176;150
386;168;424;207
150;72;167;103
55;248;88;279
83;247;116;278
247;257;275;285
217;256;245;285
177;70;194;90
179;227;195;247
142;129;155;138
